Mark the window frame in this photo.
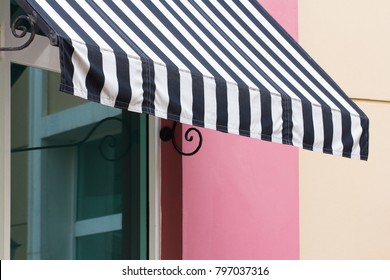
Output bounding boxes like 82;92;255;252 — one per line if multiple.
0;0;161;259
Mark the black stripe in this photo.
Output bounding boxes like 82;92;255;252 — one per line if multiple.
260;93;272;141
85;45;105;103
360;117;369;160
302;104;315;151
58;37;75;95
216;80;228;133
282;97;293;145
322;107;334;155
239;86;251;137
141;59;155;115
341;114;353;158
167;65;181;122
113;51;132;109
191;74;205;127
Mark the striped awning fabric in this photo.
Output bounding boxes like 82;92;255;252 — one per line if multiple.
18;0;369;160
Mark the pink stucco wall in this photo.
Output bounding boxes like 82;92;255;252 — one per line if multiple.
181;0;299;260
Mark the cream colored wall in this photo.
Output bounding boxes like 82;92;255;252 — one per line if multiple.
299;0;390;259
298;0;390;102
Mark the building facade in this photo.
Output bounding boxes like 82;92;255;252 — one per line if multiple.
1;0;389;260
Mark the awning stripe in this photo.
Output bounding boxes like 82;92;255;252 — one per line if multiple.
128;56;143;114
191;74;205;127
141;59;155;115
20;0;369;160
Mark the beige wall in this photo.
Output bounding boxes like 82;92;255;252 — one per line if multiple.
299;0;390;259
298;0;390;101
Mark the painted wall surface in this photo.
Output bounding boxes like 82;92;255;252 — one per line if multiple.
298;0;390;102
299;0;390;259
181;0;300;260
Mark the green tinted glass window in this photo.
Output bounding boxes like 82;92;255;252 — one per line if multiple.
76;231;122;260
11;65;148;260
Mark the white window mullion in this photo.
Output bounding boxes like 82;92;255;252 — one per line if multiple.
0;0;11;260
0;59;11;260
148;116;161;260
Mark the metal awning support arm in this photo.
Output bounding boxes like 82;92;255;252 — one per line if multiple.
0;11;37;52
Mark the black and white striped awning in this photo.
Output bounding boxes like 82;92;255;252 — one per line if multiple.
17;0;369;160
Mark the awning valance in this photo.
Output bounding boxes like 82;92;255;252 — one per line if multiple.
15;0;369;160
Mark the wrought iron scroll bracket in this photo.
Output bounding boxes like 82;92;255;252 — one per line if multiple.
160;122;203;156
0;11;37;52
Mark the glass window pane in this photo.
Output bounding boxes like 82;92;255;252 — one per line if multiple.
76;231;122;260
77;135;123;220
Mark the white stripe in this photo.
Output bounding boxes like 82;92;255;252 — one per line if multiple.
179;70;193;123
70;40;89;99
203;78;217;130
350;116;362;159
271;94;283;143
99;49;118;107
128;56;144;113
250;88;262;139
312;105;325;152
153;63;169;120
331;111;343;156
291;99;304;148
227;83;239;134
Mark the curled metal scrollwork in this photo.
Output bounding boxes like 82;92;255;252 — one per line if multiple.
160;122;203;156
11;117;131;162
0;12;37;52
